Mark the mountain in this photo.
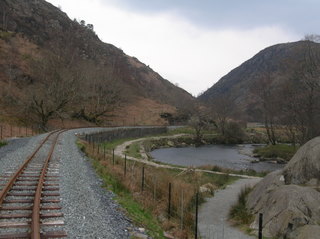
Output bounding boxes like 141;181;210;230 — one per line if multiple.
0;0;195;128
198;41;320;121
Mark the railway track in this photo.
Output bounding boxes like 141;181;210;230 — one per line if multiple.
0;130;67;239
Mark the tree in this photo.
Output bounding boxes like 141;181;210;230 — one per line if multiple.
73;64;122;124
24;53;78;130
210;95;237;137
279;41;320;144
188;106;211;145
304;34;320;43
188;115;207;145
251;73;280;145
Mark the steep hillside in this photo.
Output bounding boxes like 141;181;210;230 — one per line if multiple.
0;0;194;128
199;41;320;121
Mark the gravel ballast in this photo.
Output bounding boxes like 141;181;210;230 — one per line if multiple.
56;128;135;238
0;134;48;176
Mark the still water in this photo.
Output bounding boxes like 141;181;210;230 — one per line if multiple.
150;144;283;172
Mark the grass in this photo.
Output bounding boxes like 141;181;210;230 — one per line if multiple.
0;141;7;148
253;144;297;161
229;186;254;225
166;126;194;135
100;138;136;151
125;142;142;159
200;165;268;177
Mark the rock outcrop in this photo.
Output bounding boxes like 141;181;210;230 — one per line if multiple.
283;137;320;185
247;137;320;238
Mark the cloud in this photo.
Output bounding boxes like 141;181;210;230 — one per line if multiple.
47;0;299;96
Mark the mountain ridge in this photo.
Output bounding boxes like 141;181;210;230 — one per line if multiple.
199;40;320;121
0;0;195;127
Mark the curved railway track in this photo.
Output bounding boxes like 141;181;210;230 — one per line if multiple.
0;130;67;239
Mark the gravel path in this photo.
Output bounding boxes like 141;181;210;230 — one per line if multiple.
198;178;261;239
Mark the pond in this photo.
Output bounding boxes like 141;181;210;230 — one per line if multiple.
149;144;284;172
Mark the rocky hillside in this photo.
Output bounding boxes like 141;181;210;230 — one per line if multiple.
0;0;195;128
199;41;320;121
247;137;320;238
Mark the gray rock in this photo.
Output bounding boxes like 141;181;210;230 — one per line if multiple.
247;137;320;238
287;225;320;239
283;136;320;185
248;184;320;237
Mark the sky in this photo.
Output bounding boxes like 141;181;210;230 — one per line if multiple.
45;0;318;96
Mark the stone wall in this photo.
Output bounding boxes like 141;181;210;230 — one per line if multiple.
83;127;167;143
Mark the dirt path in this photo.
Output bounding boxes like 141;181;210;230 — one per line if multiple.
198;178;261;239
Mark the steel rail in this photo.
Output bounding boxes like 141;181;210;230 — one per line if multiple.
0;130;58;206
31;130;66;239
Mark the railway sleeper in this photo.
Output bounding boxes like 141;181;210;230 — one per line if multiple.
0;230;67;238
7;192;60;197
0;212;63;219
0;206;62;211
0;220;65;228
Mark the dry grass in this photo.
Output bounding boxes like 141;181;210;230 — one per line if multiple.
82;140;236;238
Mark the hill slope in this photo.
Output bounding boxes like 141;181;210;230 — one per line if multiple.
0;0;195;128
199;41;320;121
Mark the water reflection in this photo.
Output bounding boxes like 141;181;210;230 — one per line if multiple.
150;144;283;172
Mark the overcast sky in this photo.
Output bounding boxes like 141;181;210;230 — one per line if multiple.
46;0;317;96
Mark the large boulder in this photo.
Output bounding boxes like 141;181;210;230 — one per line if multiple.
287;225;320;239
247;137;320;238
248;184;320;237
283;136;320;185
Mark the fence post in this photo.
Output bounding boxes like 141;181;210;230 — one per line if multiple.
195;192;199;239
104;145;106;160
153;177;157;200
0;125;2;140
25;126;27;137
10;125;12;137
112;148;115;165
141;166;145;192
168;183;172;219
124;154;127;176
259;213;263;239
181;190;184;230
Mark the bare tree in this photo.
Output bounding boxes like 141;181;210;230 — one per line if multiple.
73;64;122;124
210;95;237;137
251;74;280;145
278;41;320;145
24;53;78;130
304;34;320;43
188;115;208;145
